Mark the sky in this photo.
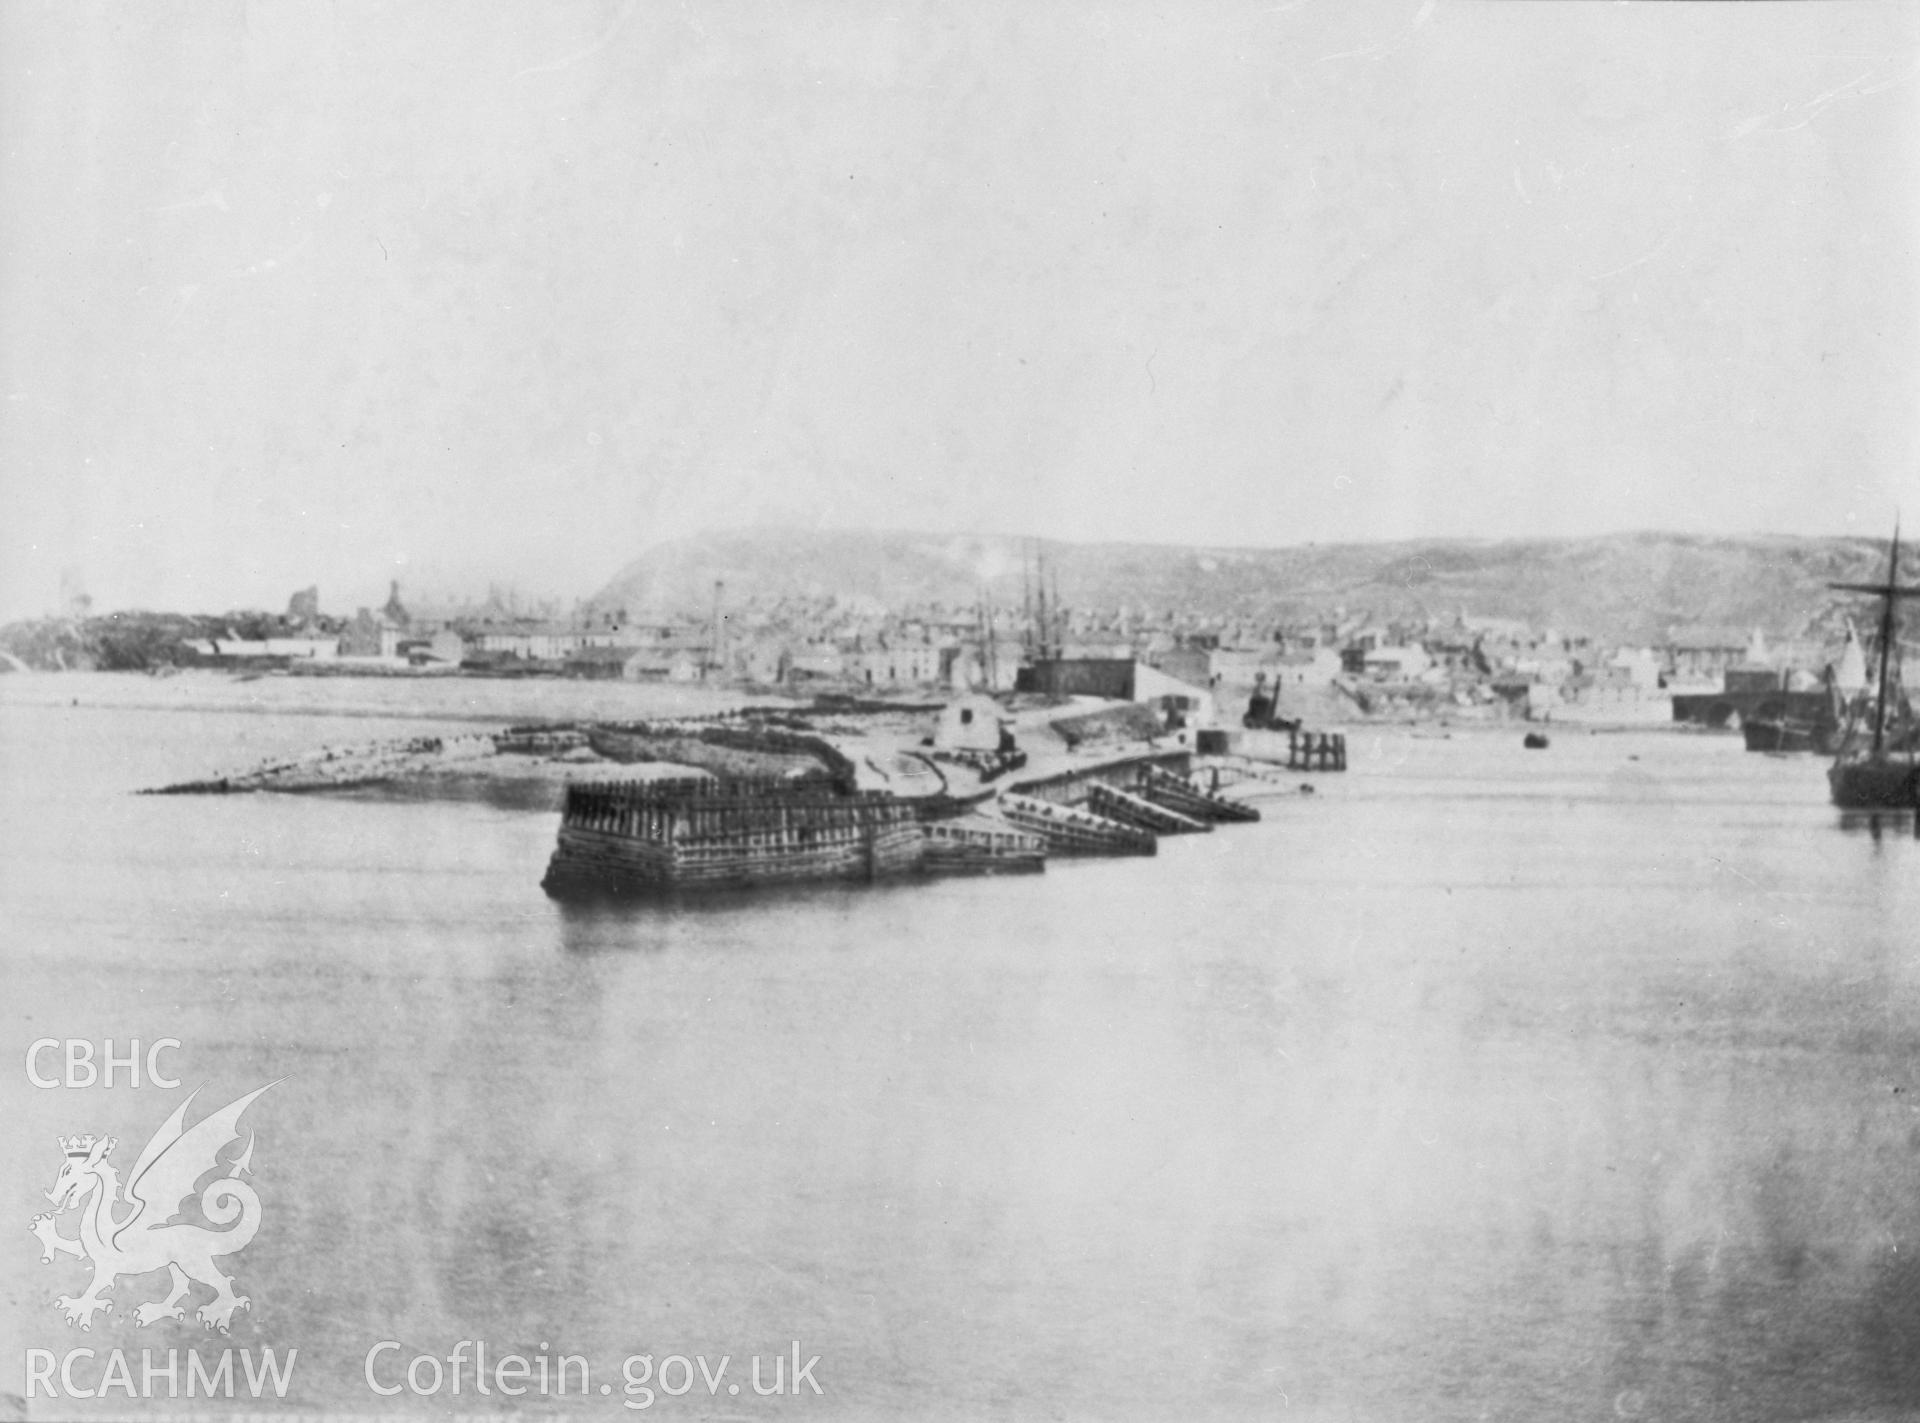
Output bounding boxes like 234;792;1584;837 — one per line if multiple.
2;0;1917;619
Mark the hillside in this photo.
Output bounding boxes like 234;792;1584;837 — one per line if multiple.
589;529;1901;648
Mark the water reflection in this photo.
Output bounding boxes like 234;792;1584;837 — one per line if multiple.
4;690;1918;1420
1842;808;1920;844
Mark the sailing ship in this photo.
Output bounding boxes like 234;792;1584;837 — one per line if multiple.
1826;527;1920;809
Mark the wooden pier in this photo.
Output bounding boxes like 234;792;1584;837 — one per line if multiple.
997;793;1158;856
1193;756;1299;794
1236;728;1348;772
496;726;590;755
1005;750;1194;806
997;749;1267;853
1139;764;1262;823
542;740;1299;894
921;815;1048;875
1087;782;1210;835
543;778;927;894
1287;729;1347;771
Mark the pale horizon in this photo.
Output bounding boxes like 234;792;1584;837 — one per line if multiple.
5;1;1917;620
9;520;1917;623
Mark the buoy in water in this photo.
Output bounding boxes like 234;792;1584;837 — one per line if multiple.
1523;732;1550;750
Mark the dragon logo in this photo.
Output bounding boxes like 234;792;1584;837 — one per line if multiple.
29;1081;280;1334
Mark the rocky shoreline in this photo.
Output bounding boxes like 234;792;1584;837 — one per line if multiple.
137;708;957;810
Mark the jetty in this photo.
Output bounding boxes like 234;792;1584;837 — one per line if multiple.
1087;782;1210;835
542;738;1300;890
998;792;1159;856
1139;764;1262;822
541;774;1053;894
137;694;1339;898
988;750;1260;856
1007;752;1257;819
140;716;865;803
1234;726;1348;772
542;777;930;894
921;814;1048;875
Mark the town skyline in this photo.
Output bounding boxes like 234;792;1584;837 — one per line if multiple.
15;515;1920;629
10;523;1910;655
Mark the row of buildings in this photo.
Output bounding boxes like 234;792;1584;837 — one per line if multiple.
178;583;1889;722
182;582;983;688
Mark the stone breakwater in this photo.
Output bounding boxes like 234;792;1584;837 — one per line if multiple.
137;718;860;807
141;731;502;795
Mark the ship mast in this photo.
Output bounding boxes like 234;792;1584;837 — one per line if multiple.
1829;522;1920;756
1874;529;1897;754
1022;546;1035;663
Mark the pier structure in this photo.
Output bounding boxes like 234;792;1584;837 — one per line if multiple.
544;775;1052;893
1235;727;1348;772
1010;751;1259;820
995;749;1259;854
584;721;858;785
1138;764;1262;823
997;793;1159;856
1287;729;1347;771
921;815;1048;875
1005;750;1195;805
543;777;928;894
1191;756;1305;794
1088;782;1209;835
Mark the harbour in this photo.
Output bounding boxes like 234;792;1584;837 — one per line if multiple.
5;674;1918;1420
5;2;1915;1413
133;684;1332;891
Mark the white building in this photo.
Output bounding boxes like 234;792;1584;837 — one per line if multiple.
1131;662;1218;727
1606;647;1662;690
847;643;942;687
1361;645;1432;681
935;695;1007;752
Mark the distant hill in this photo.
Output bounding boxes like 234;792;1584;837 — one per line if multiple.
589;529;1902;648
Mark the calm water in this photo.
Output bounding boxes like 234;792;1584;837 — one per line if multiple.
4;675;1919;1421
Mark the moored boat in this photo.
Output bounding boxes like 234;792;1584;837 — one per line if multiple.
1742;676;1848;754
1829;754;1920;810
1825;526;1920;809
1743;715;1843;755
